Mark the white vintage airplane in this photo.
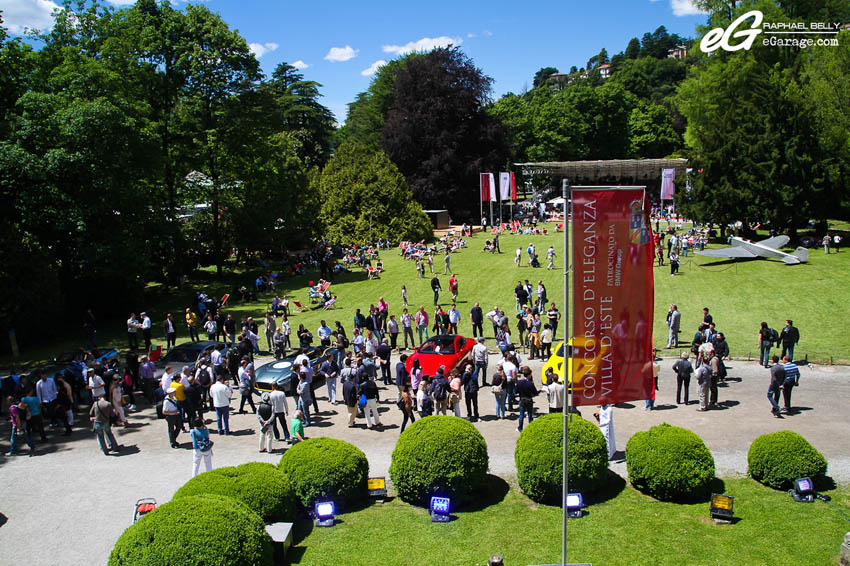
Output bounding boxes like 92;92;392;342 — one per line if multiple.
695;235;809;264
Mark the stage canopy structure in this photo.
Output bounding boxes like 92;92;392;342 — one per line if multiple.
514;158;689;183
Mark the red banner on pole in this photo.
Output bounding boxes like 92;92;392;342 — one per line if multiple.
570;187;654;406
480;173;490;202
510;171;517;201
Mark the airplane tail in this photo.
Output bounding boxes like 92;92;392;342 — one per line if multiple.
792;247;808;263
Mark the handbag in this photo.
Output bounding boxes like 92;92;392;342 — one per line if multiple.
359;393;367;408
197;435;214;452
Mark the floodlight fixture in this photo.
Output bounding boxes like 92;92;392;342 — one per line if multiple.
430;496;451;522
565;493;584;518
792;477;815;502
709;493;734;521
314;501;335;527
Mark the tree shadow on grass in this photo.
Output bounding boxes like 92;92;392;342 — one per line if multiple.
464;474;511;512
588;470;627;505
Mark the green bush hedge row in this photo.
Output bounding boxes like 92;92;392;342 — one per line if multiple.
514;414;609;504
174;462;296;522
278;437;369;508
389;416;489;507
748;430;828;490
108;494;272;566
626;423;715;501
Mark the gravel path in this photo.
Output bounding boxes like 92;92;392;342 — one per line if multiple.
1;355;846;566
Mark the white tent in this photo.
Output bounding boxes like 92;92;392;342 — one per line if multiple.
547;197;566;205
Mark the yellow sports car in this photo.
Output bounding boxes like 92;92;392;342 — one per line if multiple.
541;337;605;391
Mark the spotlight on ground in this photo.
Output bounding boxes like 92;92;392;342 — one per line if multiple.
792;477;815;503
566;493;584;518
430;496;451;522
314;501;335;527
709;493;734;522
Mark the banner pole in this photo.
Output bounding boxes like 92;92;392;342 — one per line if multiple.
479;174;484;232
561;178;570;566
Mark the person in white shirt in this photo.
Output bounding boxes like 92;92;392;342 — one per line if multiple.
515;247;522;267
447;305;461;334
364;331;378;356
209;376;233;435
472;337;489;386
160;366;174;394
547;246;556;270
203;315;217;341
485;306;501;337
269;382;291;442
140;312;152;350
401;309;414;349
502;355;518;411
544;368;564;413
596;404;616;460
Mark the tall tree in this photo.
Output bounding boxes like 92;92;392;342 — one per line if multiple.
379;47;510;220
177;4;260;274
318;142;432;244
625;37;641;60
533;66;559;88
260;62;336;168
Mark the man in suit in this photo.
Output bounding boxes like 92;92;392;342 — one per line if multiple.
780;320;800;361
666;304;681;348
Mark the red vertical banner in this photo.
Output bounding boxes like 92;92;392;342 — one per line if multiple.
510;171;517;201
480;173;490;202
570;187;654;406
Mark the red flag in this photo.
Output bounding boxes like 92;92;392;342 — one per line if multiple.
480;173;490;202
570;188;654;406
510;172;517;201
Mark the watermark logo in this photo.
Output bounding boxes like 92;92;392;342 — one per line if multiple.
700;10;842;52
700;10;764;53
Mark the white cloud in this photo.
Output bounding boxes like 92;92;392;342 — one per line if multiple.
361;60;387;76
249;42;279;58
382;35;462;56
324;45;359;62
483;30;493;37
467;32;478;38
671;0;707;16
105;0;137;5
0;0;60;34
292;60;309;69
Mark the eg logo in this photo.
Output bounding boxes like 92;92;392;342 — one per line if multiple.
700;10;764;52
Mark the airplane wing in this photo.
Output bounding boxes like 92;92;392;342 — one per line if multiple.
695;247;758;258
756;235;790;249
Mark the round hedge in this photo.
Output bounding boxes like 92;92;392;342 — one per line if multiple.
278;437;369;508
389;415;489;507
108;495;272;566
173;462;296;522
515;414;609;503
748;431;828;490
625;423;715;501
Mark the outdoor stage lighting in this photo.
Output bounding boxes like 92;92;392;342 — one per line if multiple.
314;501;335;527
430;496;451;522
792;477;815;503
709;493;734;522
566;493;584;518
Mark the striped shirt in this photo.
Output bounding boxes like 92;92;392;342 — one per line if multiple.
782;362;800;383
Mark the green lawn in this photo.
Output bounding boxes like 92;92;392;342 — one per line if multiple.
287;476;850;566
5;222;850;368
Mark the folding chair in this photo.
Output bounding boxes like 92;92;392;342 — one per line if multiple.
292;301;308;312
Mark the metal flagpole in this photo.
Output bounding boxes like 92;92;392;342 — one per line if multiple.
479;174;484;232
561;178;570;566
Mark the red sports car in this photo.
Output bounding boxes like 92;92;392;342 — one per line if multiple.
405;334;475;377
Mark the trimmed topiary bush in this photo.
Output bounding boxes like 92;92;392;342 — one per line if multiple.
748;431;828;490
173;462;296;522
389;415;489;507
515;414;609;503
278;437;369;508
108;494;272;566
626;423;715;501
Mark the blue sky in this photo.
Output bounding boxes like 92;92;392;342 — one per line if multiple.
2;0;710;122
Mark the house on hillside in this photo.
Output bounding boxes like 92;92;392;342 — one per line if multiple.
598;63;611;79
667;45;688;60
